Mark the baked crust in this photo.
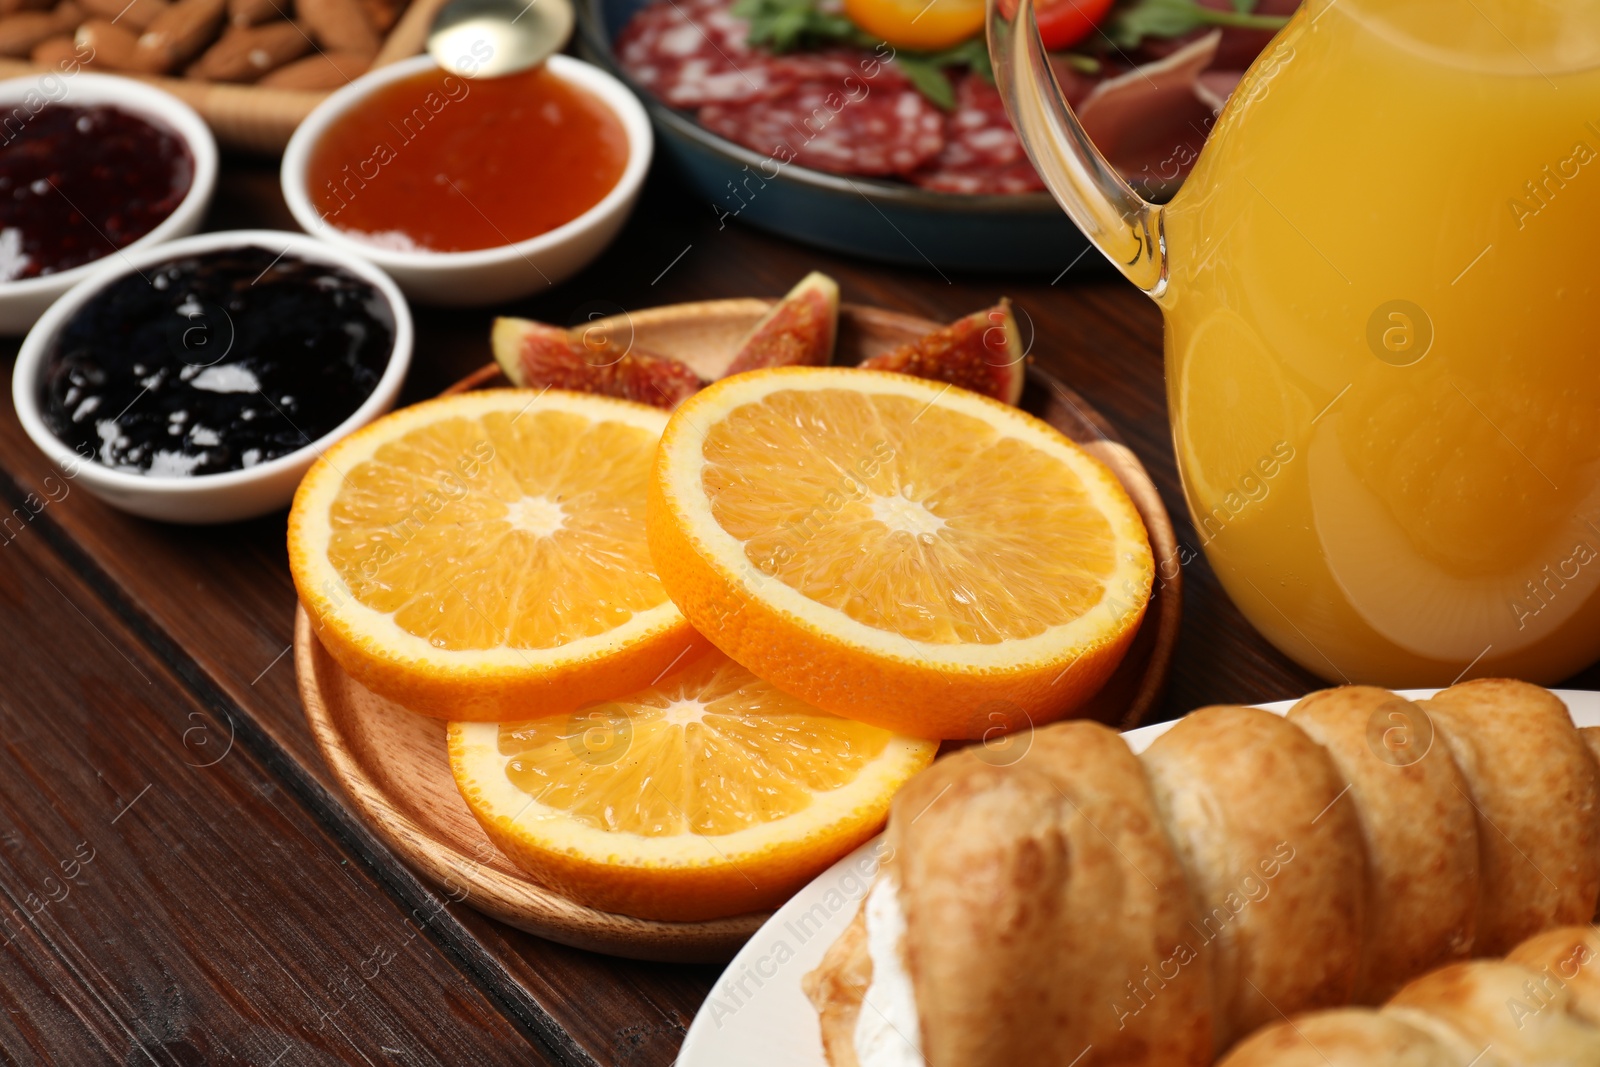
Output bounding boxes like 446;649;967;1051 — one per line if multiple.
1388;957;1600;1061
1507;925;1600;1027
1421;680;1600;954
1288;686;1479;1002
892;721;1211;1067
1141;705;1366;1050
1218;1008;1463;1066
1219;926;1600;1065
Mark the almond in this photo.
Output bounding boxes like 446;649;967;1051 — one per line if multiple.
356;0;397;32
74;17;147;69
30;33;87;66
256;45;367;88
227;0;284;27
295;0;374;55
134;0;225;71
79;0;170;30
0;2;82;56
186;18;308;80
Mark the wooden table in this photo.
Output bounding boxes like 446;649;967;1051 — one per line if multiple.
2;154;1594;1065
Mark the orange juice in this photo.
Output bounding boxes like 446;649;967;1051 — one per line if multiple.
1161;0;1600;684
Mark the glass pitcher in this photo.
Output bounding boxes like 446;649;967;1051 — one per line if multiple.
991;0;1600;686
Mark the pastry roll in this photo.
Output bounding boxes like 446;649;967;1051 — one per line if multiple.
806;682;1600;1067
1387;958;1600;1063
1218;1008;1467;1066
891;722;1211;1067
1287;686;1478;1002
1140;705;1365;1049
1220;926;1600;1067
1420;680;1600;954
1506;925;1600;1026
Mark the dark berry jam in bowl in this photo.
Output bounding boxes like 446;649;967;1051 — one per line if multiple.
0;74;218;335
12;231;412;525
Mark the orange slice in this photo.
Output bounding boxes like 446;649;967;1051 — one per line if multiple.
288;389;701;721
647;367;1154;740
448;648;936;920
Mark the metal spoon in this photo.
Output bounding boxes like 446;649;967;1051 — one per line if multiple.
426;0;575;78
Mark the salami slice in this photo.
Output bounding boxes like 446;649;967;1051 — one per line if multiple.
699;69;945;177
615;0;787;107
766;47;897;86
909;73;1046;196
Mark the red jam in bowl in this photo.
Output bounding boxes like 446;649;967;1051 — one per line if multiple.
0;104;194;282
305;65;628;253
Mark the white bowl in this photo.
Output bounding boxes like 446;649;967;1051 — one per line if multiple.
280;54;653;307
12;230;413;525
0;72;218;335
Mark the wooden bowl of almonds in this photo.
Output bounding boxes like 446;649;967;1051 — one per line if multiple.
0;0;449;151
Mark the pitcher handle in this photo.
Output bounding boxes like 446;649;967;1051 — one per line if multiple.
988;0;1167;295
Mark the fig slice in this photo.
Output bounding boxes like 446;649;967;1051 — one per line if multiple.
491;317;703;410
723;271;841;376
860;300;1027;405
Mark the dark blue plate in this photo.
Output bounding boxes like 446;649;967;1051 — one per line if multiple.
576;0;1090;274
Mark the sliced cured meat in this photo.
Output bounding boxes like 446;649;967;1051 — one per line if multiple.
1194;68;1244;112
909;72;1045;195
768;47;906;87
699;70;945;176
1046;53;1101;109
617;0;749;61
615;0;786;107
1208;0;1298;69
613;0;1289;194
1078;30;1222;187
1133;0;1295;67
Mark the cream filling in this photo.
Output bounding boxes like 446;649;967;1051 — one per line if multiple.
853;877;926;1067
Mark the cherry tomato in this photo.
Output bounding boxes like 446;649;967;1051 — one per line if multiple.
999;0;1114;50
844;0;986;51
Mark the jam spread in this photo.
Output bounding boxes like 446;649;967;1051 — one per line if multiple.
41;246;395;478
0;105;193;282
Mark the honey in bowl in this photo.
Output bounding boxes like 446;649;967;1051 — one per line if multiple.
306;66;629;253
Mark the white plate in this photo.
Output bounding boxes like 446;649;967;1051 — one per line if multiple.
677;689;1600;1066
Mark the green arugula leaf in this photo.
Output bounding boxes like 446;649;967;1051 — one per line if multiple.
1107;0;1288;51
732;0;874;51
935;35;993;83
893;55;957;108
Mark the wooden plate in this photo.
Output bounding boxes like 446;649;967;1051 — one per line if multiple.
297;299;1180;962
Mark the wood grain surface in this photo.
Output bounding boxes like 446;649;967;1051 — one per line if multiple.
1;155;1596;1064
0;477;546;1064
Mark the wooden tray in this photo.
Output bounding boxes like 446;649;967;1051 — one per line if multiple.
0;0;448;154
297;298;1181;962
